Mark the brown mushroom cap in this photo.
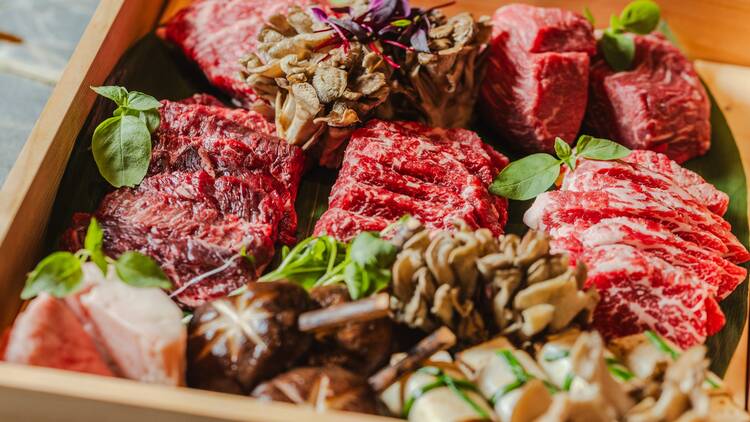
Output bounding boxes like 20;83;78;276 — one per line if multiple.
187;282;313;394
251;366;378;414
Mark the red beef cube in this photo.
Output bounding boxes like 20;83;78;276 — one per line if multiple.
480;4;596;153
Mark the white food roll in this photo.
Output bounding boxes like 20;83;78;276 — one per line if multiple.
536;329;634;394
381;351;496;422
457;337;553;422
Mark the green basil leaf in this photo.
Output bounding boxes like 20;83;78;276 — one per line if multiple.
489;154;561;201
619;0;660;34
115;251;171;289
92;115;152;188
599;29;635;71
344;262;364;300
84;217;108;273
609;14;624;32
91;86;128;106
554;137;572;160
576;137;631;161
350;231;397;269
126;91;162;111
583;7;595;25
138;109;160;133
21;252;84;299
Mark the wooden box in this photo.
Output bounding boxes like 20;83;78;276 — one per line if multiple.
0;1;748;420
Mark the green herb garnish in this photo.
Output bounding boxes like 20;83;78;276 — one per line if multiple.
592;0;661;71
543;349;570;362
115;251;171;289
21;219;170;299
489;135;630;200
403;367;489;420
91;86;161;188
644;330;680;360
605;357;635;381
261;231;396;299
561;373;575;391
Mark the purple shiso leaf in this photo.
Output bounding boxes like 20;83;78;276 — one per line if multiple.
400;0;411;17
329;17;366;38
370;0;399;25
410;28;430;53
309;6;329;23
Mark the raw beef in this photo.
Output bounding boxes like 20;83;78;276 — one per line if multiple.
525;190;747;263
582;244;724;349
577;218;746;300
524;153;749;347
154;99;300;244
4;293;114;376
624;150;728;215
314;120;509;240
480;4;596;153
68;171;279;308
585;34;711;163
560;160;749;263
163;0;309;107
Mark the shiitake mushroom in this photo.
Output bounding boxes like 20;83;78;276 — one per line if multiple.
251;366;378;414
186;281;314;394
306;285;393;375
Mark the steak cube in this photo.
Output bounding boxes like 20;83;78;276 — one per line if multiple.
315;120;508;240
480;4;595;153
585;34;711;163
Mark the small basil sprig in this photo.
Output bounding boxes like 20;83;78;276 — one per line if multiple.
261;231;397;300
595;0;661;71
489;135;631;201
21;218;171;299
91;86;161;188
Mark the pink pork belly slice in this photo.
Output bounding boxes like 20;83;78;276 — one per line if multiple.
4;293;113;376
69;263;187;386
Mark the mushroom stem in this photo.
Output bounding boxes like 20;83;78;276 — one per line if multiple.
298;293;390;332
368;326;457;393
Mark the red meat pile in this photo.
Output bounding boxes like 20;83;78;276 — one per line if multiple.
64;95;303;307
162;0;309;108
524;150;748;348
314;120;509;240
480;5;711;163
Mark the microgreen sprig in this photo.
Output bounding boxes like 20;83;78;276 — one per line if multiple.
309;0;455;68
489;135;631;201
260;231;397;300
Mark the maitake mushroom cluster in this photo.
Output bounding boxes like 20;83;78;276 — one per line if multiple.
379;11;492;128
240;2;491;167
478;230;599;340
389;219;598;345
241;7;391;166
